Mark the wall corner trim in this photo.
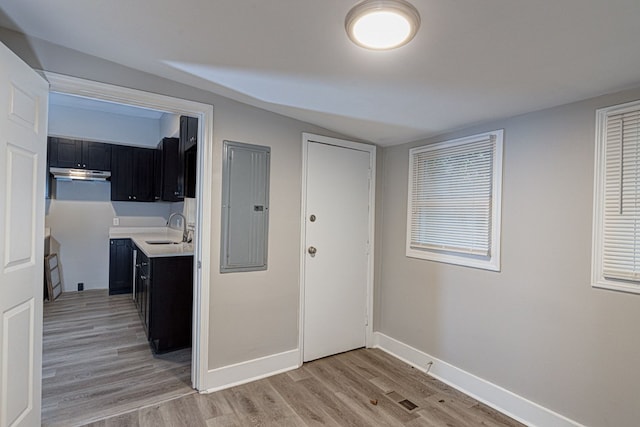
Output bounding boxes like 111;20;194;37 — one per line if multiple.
372;332;584;427
203;349;299;394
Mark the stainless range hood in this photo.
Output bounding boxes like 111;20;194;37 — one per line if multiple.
50;167;111;182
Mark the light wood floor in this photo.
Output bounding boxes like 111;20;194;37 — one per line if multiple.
42;290;193;427
85;348;524;427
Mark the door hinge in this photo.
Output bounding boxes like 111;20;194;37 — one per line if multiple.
197;260;202;269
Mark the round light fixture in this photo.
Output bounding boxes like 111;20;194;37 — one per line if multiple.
345;0;421;50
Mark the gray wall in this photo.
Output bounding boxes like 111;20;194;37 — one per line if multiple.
0;27;345;371
376;88;640;426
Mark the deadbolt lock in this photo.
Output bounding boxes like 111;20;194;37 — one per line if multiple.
308;246;317;256
309;214;316;222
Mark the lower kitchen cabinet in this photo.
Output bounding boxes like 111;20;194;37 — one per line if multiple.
134;248;193;353
109;239;133;295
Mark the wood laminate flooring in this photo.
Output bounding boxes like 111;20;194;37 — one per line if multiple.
42;290;193;427
85;348;524;427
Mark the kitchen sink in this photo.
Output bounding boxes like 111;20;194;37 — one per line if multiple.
145;240;180;245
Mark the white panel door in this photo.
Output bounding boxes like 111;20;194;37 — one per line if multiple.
0;42;48;427
303;140;371;362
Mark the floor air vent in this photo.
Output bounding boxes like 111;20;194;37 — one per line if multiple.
398;399;418;411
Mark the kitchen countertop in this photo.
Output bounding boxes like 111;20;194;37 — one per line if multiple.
109;227;194;258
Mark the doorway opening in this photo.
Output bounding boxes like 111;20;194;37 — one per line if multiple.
41;72;213;424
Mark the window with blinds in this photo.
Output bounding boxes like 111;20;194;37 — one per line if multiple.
406;130;503;271
593;100;640;294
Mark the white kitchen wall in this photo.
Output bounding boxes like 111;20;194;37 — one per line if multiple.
159;113;180;138
48;103;161;147
45;102;176;292
45;182;170;291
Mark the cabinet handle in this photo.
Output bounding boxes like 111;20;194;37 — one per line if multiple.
128;195;132;200
83;164;86;168
132;196;137;200
140;275;147;280
141;262;148;266
77;163;81;167
190;137;196;143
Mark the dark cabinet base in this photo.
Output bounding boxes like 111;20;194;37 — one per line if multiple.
134;249;193;353
109;239;133;295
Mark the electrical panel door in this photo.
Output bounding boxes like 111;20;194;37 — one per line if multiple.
220;140;270;272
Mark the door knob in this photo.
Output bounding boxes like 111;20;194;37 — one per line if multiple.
308;246;317;256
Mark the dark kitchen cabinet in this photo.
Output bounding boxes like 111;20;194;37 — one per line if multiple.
45;141;53;199
134;247;193;353
48;137;111;170
184;146;197;198
155;137;182;202
110;145;133;201
180;116;198;198
109;238;133;295
111;145;155;202
180;115;198;152
135;249;150;333
83;141;112;170
48;137;77;168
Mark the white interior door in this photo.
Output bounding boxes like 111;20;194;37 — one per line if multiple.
303;138;373;362
0;42;48;427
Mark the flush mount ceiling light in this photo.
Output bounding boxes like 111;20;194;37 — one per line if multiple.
345;0;421;50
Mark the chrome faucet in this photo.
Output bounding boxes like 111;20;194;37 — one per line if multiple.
167;212;188;242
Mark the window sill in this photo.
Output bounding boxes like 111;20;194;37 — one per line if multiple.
592;280;640;295
406;248;500;272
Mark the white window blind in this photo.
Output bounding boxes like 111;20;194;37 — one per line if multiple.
592;99;640;294
601;109;640;281
407;130;503;271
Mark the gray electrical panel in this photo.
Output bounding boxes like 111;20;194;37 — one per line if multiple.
220;141;270;273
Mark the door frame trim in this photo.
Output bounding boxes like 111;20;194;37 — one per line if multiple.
42;72;213;391
298;133;376;365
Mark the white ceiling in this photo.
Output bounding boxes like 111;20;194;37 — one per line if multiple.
2;0;640;146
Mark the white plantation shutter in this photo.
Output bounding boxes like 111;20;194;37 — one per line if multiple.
407;130;503;271
601;109;640;281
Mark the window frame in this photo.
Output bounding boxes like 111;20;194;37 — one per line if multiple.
406;130;504;271
592;99;640;294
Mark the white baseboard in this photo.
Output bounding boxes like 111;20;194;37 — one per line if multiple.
372;332;583;427
203;349;299;393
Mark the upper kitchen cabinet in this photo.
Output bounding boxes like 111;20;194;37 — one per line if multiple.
111;145;155;202
48;137;111;170
180;116;198;198
180;116;197;152
155;137;183;202
84;141;112;170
